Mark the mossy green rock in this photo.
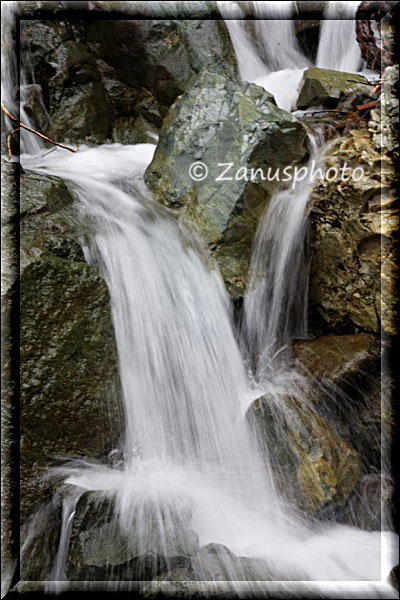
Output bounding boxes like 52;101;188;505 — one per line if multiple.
146;71;307;298
247;393;361;513
297;67;369;109
20;171;122;523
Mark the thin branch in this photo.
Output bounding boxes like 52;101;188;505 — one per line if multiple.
6;126;20;160
1;102;78;155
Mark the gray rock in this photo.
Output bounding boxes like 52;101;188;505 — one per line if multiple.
21;20;112;145
67;492;199;581
84;16;237;109
19;170;123;523
145;71;307;298
297;67;370;109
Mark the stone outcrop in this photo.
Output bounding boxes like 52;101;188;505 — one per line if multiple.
246;393;361;513
292;334;384;472
18;4;237;147
19;170;123;522
67;492;199;581
145;71;307;298
308;128;398;335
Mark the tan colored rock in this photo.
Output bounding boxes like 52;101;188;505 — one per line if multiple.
292;334;380;388
308;129;398;335
246;394;361;513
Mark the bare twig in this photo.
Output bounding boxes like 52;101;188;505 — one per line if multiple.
1;102;78;156
6;126;20;160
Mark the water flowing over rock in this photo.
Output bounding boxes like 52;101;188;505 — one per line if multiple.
3;1;398;594
145;71;308;298
67;492;200;581
297;67;369;109
292;334;384;473
308;128;398;335
20;170;123;522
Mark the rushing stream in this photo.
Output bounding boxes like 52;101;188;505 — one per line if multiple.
2;1;398;597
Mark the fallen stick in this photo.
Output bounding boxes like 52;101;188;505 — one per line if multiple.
1;102;78;158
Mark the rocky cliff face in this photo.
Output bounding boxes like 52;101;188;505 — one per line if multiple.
308;128;397;336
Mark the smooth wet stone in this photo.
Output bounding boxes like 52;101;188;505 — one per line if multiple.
145;71;307;299
296;66;369;109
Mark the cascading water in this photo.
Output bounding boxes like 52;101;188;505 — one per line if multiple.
316;1;363;73
242;131;326;377
20;142;396;596
2;1;398;597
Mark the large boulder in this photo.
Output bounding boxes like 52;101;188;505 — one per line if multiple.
19;170;123;523
308;128;398;335
145;71;308;298
246;393;361;514
297;66;369;109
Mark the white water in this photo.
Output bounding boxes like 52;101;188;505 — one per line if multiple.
217;0;366;112
316;1;363;73
2;1;396;595
242;132;326;377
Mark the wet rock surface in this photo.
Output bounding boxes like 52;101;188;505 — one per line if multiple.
297;66;370;109
67;492;200;581
292;334;380;390
20;170;123;523
247;392;361;513
18;4;237;147
292;334;384;474
146;71;307;298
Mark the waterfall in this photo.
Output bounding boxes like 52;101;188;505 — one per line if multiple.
3;1;397;595
242;132;326;378
218;0;366;112
316;1;363;73
19;142;396;592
